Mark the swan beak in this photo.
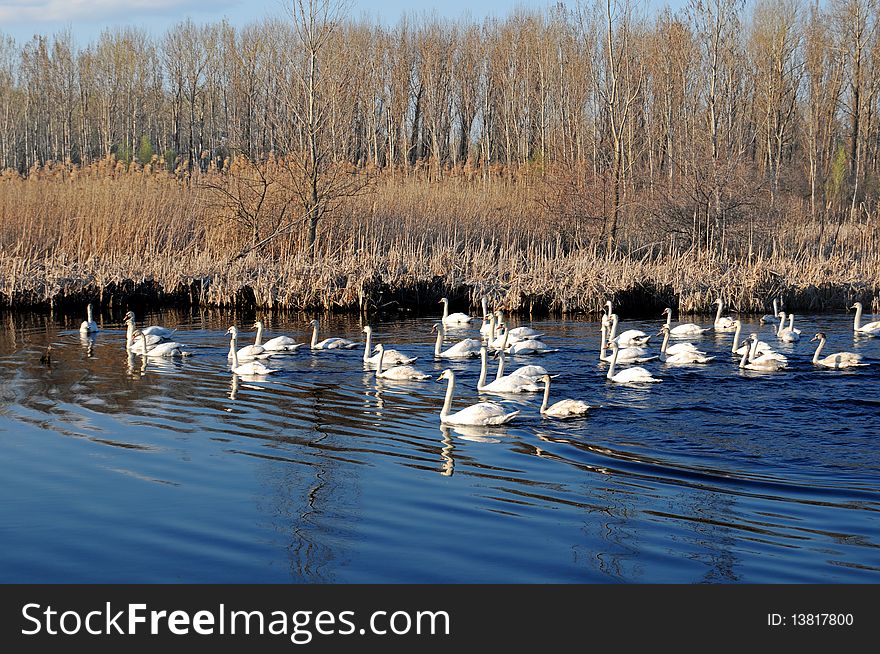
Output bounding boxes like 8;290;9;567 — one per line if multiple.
372;345;381;352
435;375;444;383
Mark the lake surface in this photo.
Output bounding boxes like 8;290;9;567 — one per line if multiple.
1;308;878;583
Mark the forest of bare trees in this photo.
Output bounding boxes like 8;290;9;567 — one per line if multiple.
0;0;878;313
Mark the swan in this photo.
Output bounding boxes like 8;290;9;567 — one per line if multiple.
439;297;475;325
362;326;416;365
539;374;590;418
760;298;781;324
124;310;175;339
605;340;661;383
226;325;272;360
374;344;430;380
79;303;98;333
309;319;357;350
495;350;551;382
130;330;190;358
605;309;650;347
776;312;801;342
493;311;544;342
479;298;495;336
810;333;866;369
739;334;786;371
254;320;303;352
124;314;165;351
432;322;481;359
227;327;277;375
661;308;712;337
729;320;778;357
713;298;737;331
436;369;519;426
476;347;542;394
505;336;558;355
851;302;880;336
658;326;715;364
601;320;657;363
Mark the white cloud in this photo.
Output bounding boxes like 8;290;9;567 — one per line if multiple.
0;0;239;24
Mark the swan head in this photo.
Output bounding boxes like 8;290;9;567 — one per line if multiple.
656;325;670;336
810;332;826;343
850;302;862;311
540;373;552;383
438;297;448;305
374;343;384;353
226;325;239;337
748;333;758;341
253;320;263;329
436;369;454;383
431;322;444;334
308;319;319;327
661;308;671;316
604;340;618;350
362;325;372;334
604;300;612;312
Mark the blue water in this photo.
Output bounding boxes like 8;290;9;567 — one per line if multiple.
0;308;878;582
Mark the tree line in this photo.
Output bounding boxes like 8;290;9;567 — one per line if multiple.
0;0;878;252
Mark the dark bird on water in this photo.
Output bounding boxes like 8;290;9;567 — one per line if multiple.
40;345;52;366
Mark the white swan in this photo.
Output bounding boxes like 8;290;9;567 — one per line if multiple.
851;302;880;336
658;326;715;364
227;327;277;375
254;320;303;352
760;298;781;324
729;320;778;357
436;369;519;426
506;337;558;355
493;311;544;343
605;340;661;383
439;297;475;325
661;308;712;337
309;319;357;350
604;308;650;346
476;347;542;394
713;298;737;331
79;303;98;333
227;325;271;360
362;326;416;365
374;344;430;380
739;334;786;371
432;322;481;359
124;314;164;351
124;310;175;339
776;312;801;342
602;320;657;363
810;332;866;369
130;330;190;358
495;350;551;382
539;374;590;419
479;297;495;337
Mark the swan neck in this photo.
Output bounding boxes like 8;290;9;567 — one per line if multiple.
731;322;741;353
363;328;372;361
255;323;263;347
665;311;671;329
812;337;825;364
600;323;607;360
609;314;619;340
478;349;487;388
788;314;795;329
311;322;318;347
749;337;758;360
441;373;454;419
87;304;93;322
434;326;443;356
715;302;722;321
661;329;670;354
739;347;748;368
229;335;239;367
376;347;384;375
489;314;496;339
772;298;778;316
607;345;618;379
541;378;550;412
854;305;862;330
482;297;488;317
125;321;134;350
496;351;505;380
441;300;448;321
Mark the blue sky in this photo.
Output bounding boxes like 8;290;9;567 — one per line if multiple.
0;0;686;44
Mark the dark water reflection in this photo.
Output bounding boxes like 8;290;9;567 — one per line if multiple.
0;307;878;582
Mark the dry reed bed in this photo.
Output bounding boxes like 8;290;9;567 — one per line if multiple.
1;165;878;315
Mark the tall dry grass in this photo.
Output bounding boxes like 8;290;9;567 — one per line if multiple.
0;160;878;316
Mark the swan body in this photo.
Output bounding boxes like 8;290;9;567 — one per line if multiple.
506;338;558;355
760;299;781;324
437;369;519;426
130;330;190;358
508;326;544;339
713;298;737;331
539;375;590;418
662;308;711;336
79;303;98;333
810;333;865;369
433;322;481;359
227;327;277;375
124;316;164;351
374;344;430;380
254;321;303;352
362;326;416;365
852;302;880;336
658;326;714;364
495;350;551;382
477;347;542;394
309;319;357;350
604;307;650;346
740;334;787;370
605;341;661;383
603;319;657;362
439;297;475;325
124;311;175;339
